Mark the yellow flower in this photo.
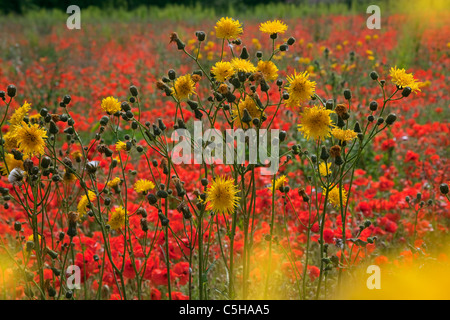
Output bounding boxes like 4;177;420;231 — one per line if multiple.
319;162;332;177
3;131;19;151
205;176;240;214
29;113;42;124
232;96;264;128
268;175;288;193
211;61;235;82
116;140;127;152
231;58;257;73
298;57;311;65
172;74;196;100
107;177;122;188
71;151;83;160
101;96;121;115
298;105;335;141
27;234;41;242
10;101;31;126
14;121;48;156
0;153;24;176
326;186;347;207
257;60;279;81
331;128;358;142
259;20;288;35
108;207;127;230
215;17;243;40
286;71;316;104
134;179;155;194
389;66;421;93
252;38;261;50
63;171;77;184
77;190;97;217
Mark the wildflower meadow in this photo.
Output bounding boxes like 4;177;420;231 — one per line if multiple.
0;0;449;304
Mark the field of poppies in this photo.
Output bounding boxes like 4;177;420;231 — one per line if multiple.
0;2;449;300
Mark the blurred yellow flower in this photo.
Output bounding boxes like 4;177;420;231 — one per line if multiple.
134;179;155;194
326;186;347;207
331;128;358;142
298;105;335;141
14;121;47;156
286;71;316;104
101;96;121;115
232;96;264;128
231;58;256;73
215;17;243;40
268;175;288;193
256;60;279;81
172;74;196;100
205;176;240;214
319;162;332;177
77;190;97;217
259;20;288;35
10;101;31;126
389;66;421;93
108;207;127;230
116;140;127;152
211;61;234;82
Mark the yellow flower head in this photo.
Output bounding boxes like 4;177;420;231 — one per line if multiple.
108;207;127;230
0;153;24;176
298;105;335;141
326;186;348;207
232;96;264;128
211;61;235;82
257;60;279;81
14;121;48;156
259;20;288;35
3;131;19;151
116;140;127;152
10;101;31;126
77;190;97;217
29;113;41;124
107;177;122;188
269;175;288;193
101;96;121;115
134;179;155;194
389;66;421;93
231;58;257;73
205;176;240;214
63;171;77;184
71;151;83;161
331;128;358;142
172;74;196;100
287;71;316;104
27;234;41;243
215;17;243;40
319;162;332;177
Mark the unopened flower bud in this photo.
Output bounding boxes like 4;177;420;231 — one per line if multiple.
343;89;351;100
240;46;249;60
386;113;397;125
440;183;449;195
401;86;411;97
129;85;138;97
320;146;329;161
7;84;16;98
279;44;289;51
370;71;379;80
195;31;206;42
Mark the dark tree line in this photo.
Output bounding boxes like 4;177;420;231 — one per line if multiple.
0;0;363;14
